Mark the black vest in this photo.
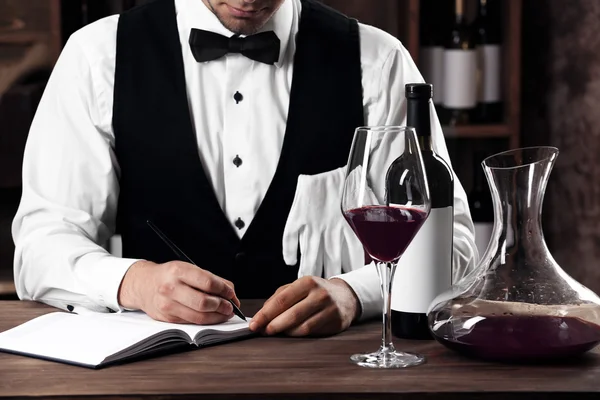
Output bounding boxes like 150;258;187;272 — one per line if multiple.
113;0;364;298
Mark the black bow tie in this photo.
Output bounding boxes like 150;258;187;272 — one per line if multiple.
189;29;280;65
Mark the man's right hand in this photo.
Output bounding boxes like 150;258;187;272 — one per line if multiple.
117;260;240;325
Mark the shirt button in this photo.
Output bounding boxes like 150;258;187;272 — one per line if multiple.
234;91;243;104
234;218;245;230
233;155;243;167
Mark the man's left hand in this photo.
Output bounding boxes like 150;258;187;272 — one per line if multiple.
249;276;360;337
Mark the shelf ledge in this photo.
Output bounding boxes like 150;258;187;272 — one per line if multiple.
442;124;512;138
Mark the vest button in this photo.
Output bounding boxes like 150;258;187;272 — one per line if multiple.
234;218;245;230
235;252;246;264
234;91;243;104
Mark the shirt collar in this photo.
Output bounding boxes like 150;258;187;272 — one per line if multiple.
175;0;294;68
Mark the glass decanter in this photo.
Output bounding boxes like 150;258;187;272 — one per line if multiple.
428;146;600;362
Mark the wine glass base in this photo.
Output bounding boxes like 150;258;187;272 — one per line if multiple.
350;348;425;369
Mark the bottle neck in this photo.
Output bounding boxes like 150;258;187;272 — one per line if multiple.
455;0;465;24
407;98;432;149
419;136;433;152
479;0;488;17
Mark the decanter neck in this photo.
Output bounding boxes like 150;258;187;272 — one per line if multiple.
483;148;558;260
493;168;545;249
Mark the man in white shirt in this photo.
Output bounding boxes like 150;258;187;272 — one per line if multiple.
12;0;477;337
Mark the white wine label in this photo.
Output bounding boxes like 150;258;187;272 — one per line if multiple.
392;207;453;314
442;50;477;109
420;46;444;104
477;45;502;103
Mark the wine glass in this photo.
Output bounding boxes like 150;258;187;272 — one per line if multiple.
341;126;431;369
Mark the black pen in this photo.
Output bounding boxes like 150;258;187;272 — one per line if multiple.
146;220;247;322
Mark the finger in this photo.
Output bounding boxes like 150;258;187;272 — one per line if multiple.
222;278;235;291
263;293;324;335
273;284;290;297
155;300;233;325
178;266;235;300
171;284;233;316
249;280;312;332
222;278;241;308
231;295;241;310
261;283;292;312
284;308;330;337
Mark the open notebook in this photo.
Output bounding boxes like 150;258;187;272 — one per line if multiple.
0;310;253;369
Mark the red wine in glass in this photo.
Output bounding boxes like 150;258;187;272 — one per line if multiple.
343;205;427;263
341;126;431;369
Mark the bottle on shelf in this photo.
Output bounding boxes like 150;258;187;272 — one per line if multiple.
392;83;454;340
474;0;503;123
468;151;494;259
442;0;477;126
419;0;452;111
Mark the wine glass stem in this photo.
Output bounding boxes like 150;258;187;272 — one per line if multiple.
377;261;397;351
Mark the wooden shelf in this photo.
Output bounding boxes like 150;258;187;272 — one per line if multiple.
0;31;48;45
442;124;512;139
321;0;522;148
0;281;16;297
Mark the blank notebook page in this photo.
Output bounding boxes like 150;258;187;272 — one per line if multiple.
0;311;250;366
0;312;167;366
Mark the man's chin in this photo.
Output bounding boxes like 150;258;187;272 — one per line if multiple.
217;13;270;35
224;22;264;36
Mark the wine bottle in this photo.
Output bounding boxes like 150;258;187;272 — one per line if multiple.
469;151;494;258
392;83;454;340
474;0;503;123
442;0;477;126
419;0;446;110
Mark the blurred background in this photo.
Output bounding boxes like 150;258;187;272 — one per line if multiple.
0;0;599;299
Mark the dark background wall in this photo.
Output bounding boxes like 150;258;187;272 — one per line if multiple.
521;0;600;294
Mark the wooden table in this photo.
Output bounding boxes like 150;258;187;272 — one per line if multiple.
1;300;600;399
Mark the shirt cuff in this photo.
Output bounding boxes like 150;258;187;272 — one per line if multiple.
76;253;140;313
332;262;382;321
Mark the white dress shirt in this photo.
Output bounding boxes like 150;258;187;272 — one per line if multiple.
12;0;477;318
